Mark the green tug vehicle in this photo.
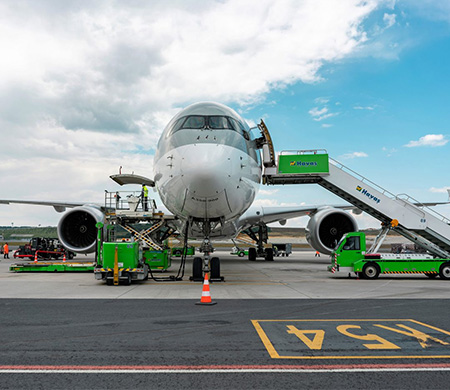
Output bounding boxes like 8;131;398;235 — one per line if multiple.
328;231;450;280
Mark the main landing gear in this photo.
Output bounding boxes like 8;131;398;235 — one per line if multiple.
244;225;274;261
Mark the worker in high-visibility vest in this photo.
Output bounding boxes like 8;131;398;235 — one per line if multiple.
3;242;9;259
142;184;149;211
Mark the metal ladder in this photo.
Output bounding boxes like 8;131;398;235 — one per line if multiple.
264;152;450;257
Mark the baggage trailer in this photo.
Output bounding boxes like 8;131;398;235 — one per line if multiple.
328;232;450;280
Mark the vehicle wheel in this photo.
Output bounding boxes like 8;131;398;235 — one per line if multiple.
124;272;132;286
211;257;220;280
265;248;274;261
175;250;182;256
238;251;244;257
425;272;437;279
13;251;18;259
106;272;113;285
248;248;256;261
362;262;380;279
143;265;149;281
439;262;450;280
192;257;203;281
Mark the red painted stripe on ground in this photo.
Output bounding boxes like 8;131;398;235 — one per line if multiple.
1;363;450;371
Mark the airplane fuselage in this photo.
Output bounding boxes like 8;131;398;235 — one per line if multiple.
154;102;261;233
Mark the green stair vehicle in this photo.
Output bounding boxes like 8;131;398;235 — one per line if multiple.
328;232;450;280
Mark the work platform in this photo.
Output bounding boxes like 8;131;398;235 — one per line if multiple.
263;150;450;258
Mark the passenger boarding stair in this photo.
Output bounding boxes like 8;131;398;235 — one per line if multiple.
263;151;450;258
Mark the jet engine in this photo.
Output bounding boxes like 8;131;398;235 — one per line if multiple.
306;207;357;255
57;205;105;254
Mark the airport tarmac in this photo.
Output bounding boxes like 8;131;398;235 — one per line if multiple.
1;250;450;389
1;250;450;299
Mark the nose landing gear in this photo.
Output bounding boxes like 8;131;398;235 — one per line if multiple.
190;232;224;282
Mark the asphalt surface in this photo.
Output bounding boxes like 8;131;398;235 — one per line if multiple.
1;299;450;389
2;250;450;389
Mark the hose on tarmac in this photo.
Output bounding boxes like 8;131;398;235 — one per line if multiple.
148;220;189;282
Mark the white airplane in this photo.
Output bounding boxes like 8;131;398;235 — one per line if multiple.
1;102;361;279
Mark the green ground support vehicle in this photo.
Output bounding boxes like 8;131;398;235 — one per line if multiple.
230;247;249;257
144;249;171;271
94;242;171;285
328;232;450;280
170;246;195;257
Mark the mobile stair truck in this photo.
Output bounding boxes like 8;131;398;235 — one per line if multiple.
328;231;450;280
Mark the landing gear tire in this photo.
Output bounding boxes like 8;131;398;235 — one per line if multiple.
439;262;450;280
248;248;256;261
210;257;220;280
362;262;380;279
192;257;203;281
265;248;274;261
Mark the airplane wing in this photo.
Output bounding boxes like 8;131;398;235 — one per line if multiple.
237;205;352;230
0;199;94;213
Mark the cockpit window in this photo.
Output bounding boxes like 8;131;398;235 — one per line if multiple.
183;116;206;129
209;116;234;129
168;115;248;137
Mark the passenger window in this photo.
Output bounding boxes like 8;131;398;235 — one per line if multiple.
343;236;360;250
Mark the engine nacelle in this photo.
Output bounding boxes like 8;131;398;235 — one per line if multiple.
57;205;105;254
306;207;358;255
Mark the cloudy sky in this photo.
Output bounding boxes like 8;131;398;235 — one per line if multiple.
0;0;449;228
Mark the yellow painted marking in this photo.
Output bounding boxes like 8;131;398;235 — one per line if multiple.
410;320;450;336
336;325;401;350
252;319;450;359
375;324;449;349
287;326;324;350
251;320;280;358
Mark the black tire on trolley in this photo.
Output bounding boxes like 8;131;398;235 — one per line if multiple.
248;247;257;261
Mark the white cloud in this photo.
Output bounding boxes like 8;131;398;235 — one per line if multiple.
340;151;369;159
314;97;330;104
0;0;394;225
404;134;449;148
429;187;450;194
259;189;280;196
322;124;333;128
383;13;396;29
308;106;338;121
354;105;375;110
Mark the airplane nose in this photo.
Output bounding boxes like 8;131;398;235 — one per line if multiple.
180;145;231;198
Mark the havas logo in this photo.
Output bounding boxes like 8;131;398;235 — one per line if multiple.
290;161;318;166
356;186;381;204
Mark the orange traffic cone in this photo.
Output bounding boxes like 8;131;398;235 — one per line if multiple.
34;252;38;263
63;253;66;263
195;273;217;305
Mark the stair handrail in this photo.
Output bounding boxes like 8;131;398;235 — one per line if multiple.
396;193;450;224
329;158;397;198
330;158;450;224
